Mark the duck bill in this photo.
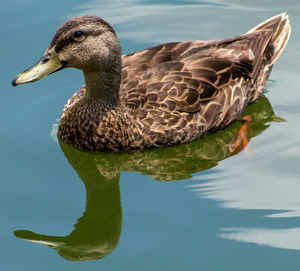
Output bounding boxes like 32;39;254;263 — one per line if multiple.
12;47;66;86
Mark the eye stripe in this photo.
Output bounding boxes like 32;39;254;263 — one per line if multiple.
53;29;105;52
49;15;116;52
49;16;116;52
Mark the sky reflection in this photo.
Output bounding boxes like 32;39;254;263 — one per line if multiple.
189;156;300;250
220;227;300;251
190;170;300;218
68;0;272;44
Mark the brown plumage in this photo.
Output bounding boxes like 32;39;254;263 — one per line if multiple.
12;13;291;151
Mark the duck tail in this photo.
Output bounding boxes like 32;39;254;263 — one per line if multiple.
247;13;291;65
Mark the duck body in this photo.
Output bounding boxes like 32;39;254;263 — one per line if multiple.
13;14;291;151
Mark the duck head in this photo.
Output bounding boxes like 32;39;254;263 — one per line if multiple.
12;15;121;88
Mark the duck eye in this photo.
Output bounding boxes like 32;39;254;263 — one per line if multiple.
73;31;84;38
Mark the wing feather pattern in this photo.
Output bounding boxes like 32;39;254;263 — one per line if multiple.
120;30;272;114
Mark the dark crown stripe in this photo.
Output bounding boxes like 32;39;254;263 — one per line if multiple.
49;15;115;51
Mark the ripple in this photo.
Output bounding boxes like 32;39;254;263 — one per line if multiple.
190;158;300;218
220;227;300;250
68;0;272;44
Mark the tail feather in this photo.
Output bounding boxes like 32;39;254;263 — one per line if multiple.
247;13;291;65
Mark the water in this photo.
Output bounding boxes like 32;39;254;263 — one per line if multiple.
1;0;300;270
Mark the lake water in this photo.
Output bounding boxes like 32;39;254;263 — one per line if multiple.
1;0;300;270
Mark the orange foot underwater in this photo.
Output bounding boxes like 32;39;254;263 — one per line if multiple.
229;115;252;156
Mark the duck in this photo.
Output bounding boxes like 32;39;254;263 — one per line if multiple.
12;13;291;151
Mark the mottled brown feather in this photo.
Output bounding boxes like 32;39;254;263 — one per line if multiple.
58;14;290;151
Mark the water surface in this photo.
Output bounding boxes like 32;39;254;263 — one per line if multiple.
1;0;300;270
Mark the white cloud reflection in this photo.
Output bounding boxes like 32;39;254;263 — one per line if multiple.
220;227;300;251
189;142;300;251
190;165;300;218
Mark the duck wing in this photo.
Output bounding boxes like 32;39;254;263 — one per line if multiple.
120;30;272;113
121;41;206;79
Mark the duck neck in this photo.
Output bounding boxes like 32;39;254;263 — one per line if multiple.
83;63;121;106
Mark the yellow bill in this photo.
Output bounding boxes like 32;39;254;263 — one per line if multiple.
12;47;66;86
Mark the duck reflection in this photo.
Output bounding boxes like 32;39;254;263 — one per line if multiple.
15;164;121;261
14;96;278;261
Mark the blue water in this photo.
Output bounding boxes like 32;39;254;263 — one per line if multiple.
1;0;300;270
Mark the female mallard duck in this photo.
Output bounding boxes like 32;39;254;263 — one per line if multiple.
12;13;290;151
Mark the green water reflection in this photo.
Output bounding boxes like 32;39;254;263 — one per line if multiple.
15;169;121;261
14;96;279;261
